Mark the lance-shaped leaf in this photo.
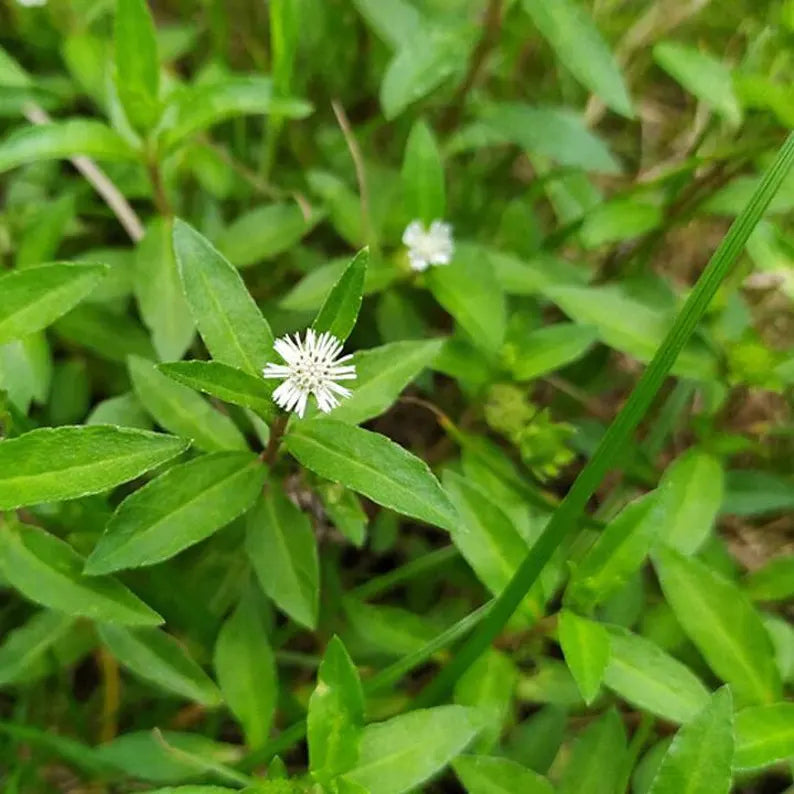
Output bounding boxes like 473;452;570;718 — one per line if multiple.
172;220;274;375
734;703;794;771
558;610;610;705
0;425;188;510
99;624;221;706
85;452;266;575
308;636;365;781
285;419;457;531
159;360;275;420
246;486;320;630
453;755;554;794
312;248;368;343
129;355;248;452
0;263;107;345
559;709;626;794
648;687;734;794
402;120;445;223
653;546;781;706
0;522;162;626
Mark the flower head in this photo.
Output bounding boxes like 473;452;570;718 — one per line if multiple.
403;219;454;272
263;329;356;418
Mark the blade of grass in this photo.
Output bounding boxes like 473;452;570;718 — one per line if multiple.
412;131;794;708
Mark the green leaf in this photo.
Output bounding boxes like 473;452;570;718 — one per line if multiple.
351;0;422;49
648;687;734;794
0;522;162;626
453;755;554;794
504;323;598;381
87;392;152;430
246;486;320;630
478;103;621;174
0;120;136;173
329;339;444;426
544;284;717;380
520;0;633;117
0;610;76;687
579;199;662;248
0;263;108;345
344;705;481;794
566;492;661;609
343;598;437;657
214;591;277;750
161;77;312;151
318;483;368;547
443;471;535;618
312;248;368;343
722;470;794;517
144;789;238;794
734;703;794;771
308;636;364;781
85;452;266;575
219;202;320;269
402;120;445;223
426;247;506;356
129;355;248;452
159;361;275;420
454;650;517;753
653;546;781;705
653;42;741;127
99;624;221;706
558;709;626;794
745;554;794;601
603;625;710;724
0;425;188;510
135;219;195;362
380;28;471;120
285;419;457;531
656;449;724;554
557;610;609;705
115;0;161;131
172;220;274;375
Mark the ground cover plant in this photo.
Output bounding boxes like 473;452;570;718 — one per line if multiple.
0;0;793;792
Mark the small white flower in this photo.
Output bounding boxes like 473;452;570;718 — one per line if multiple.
402;219;454;272
263;329;356;418
16;0;47;7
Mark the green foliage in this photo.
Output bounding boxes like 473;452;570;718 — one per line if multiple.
1;1;793;792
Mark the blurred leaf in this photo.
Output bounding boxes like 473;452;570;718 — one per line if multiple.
490;249;590;295
557;610;609;705
558;709;626;794
15;194;76;268
734;703;794;771
115;0;161;131
318;483;368;547
402;120;445;224
653;546;781;705
603;625;710;724
656;449;724;555
55;304;155;362
313;248;368;342
160;360;275;420
86;452;266;574
520;0;633;117
286;419;457;530
0;425;187;510
721;470;794;517
0;521;162;626
351;0;422;48
745;555;794;601
219;203;320;269
427;248;506;356
648;688;734;794
87;392;152;430
173;220;274;375
129;355;248;452
329;338;443;425
214;591;277;750
0;610;76;687
0;120;136;173
0;263;107;345
478;103;621;174
654;42;741;127
344;706;481;794
580;200;661;248
136;218;195;362
246;486;320;630
343;598;437;657
453;755;554;794
505;323;598;381
99;624;221;705
308;636;364;781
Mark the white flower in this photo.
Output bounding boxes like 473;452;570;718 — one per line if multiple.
16;0;47;6
263;329;356;418
403;219;454;272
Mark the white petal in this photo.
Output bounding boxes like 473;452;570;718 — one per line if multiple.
402;220;426;247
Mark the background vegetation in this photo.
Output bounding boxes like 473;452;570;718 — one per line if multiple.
0;0;793;792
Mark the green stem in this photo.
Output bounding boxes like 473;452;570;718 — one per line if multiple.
411;132;794;708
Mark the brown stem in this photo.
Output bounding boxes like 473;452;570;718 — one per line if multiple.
147;157;173;217
262;413;289;466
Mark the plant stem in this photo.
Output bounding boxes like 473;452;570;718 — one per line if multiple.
263;413;289;465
